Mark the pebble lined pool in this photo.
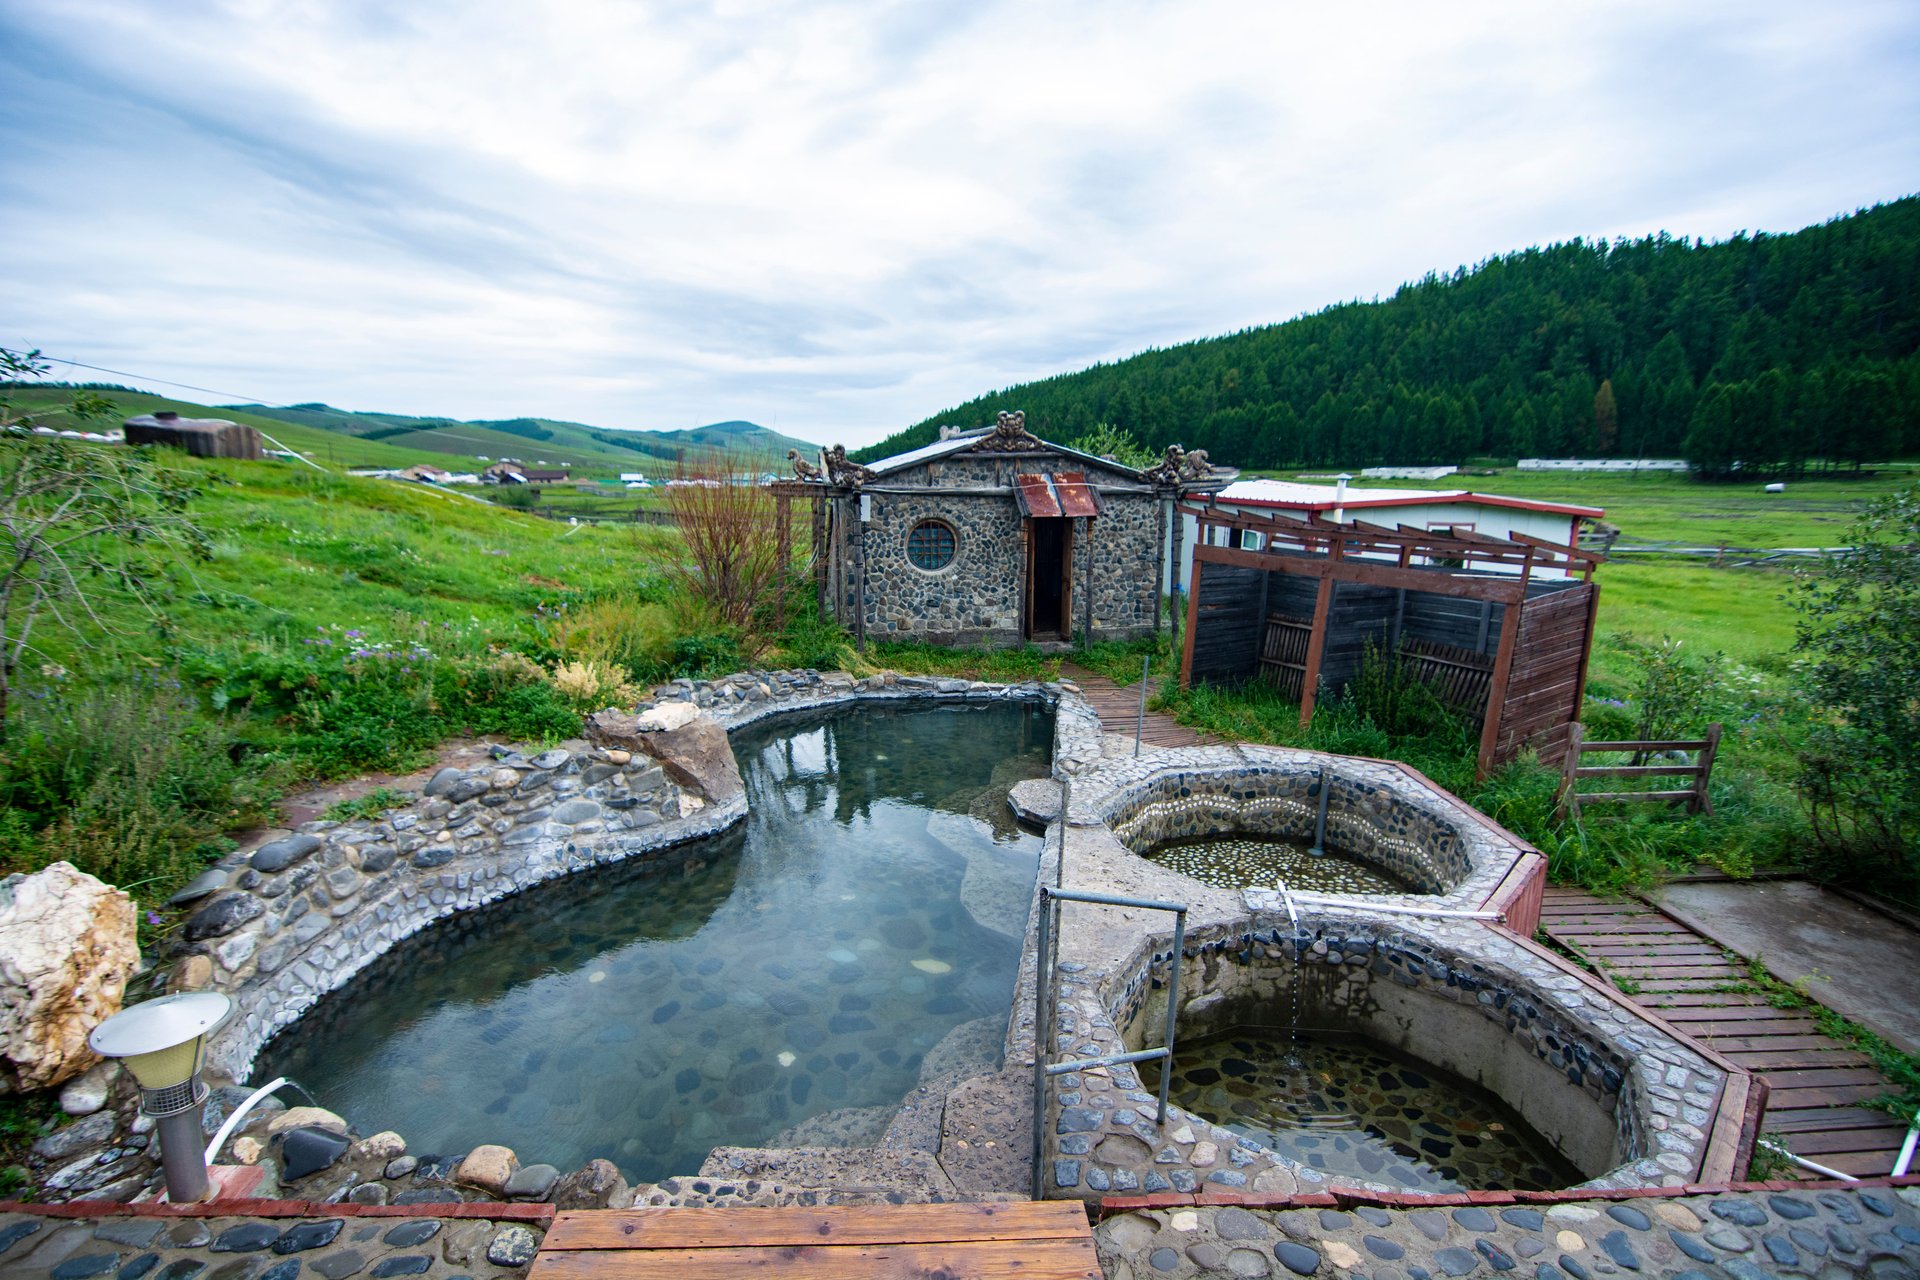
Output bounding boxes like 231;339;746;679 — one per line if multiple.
1143;835;1415;895
1150;1029;1582;1192
257;702;1051;1183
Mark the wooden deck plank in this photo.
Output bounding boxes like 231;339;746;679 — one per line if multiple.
541;1204;1090;1251
1060;664;1216;747
1539;883;1905;1177
529;1239;1104;1280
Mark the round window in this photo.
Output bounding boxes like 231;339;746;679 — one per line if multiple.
906;519;957;571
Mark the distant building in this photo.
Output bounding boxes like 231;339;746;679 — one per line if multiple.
520;469;571;484
123;411;261;460
618;472;649;483
1176;477;1601;588
400;464;451;483
1360;465;1458;481
483;462;528;484
1517;458;1688;473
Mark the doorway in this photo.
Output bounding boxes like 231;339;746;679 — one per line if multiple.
1026;518;1072;639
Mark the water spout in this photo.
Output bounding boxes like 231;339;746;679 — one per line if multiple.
1308;766;1330;857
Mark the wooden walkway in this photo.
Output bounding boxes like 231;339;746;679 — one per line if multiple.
527;1202;1101;1280
1060;664;1217;749
1540;886;1912;1178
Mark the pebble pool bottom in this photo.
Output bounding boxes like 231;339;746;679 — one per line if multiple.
1143;835;1415;895
256;701;1052;1184
1148;1028;1584;1192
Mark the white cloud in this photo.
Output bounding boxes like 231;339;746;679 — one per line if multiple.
1;0;1915;445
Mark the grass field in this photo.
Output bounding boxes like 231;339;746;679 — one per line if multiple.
21;450;675;673
1323;466;1920;546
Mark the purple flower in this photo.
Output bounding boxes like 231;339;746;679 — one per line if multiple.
145;911;163;926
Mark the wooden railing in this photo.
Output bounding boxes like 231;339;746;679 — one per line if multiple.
1558;723;1722;819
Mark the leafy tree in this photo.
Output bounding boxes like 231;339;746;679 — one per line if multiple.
0;349;210;733
1790;485;1920;892
1066;422;1156;469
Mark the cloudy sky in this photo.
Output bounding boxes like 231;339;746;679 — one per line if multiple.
2;1;1916;446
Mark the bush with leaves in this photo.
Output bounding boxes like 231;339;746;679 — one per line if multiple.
1789;484;1920;894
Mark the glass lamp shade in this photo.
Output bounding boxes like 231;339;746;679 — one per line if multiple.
88;992;232;1088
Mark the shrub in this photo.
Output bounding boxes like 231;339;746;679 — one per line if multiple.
0;674;274;896
543;595;680;681
1789;484;1920;895
548;659;642;714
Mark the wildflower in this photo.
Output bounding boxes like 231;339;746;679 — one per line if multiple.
145;911;163;926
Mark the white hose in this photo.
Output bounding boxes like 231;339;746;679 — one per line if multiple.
1894;1111;1919;1178
204;1077;289;1165
1758;1138;1860;1183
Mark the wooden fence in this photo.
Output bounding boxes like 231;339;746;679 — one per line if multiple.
1558;722;1722;819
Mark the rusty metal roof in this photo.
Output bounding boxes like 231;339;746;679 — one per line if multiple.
1013;472;1102;519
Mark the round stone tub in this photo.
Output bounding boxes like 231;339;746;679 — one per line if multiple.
1046;911;1729;1197
1065;746;1536;911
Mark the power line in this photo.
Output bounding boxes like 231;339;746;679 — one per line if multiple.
30;353;295;412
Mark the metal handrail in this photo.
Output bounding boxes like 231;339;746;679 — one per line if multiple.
1031;885;1188;1198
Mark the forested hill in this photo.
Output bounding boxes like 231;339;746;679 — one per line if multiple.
858;197;1920;475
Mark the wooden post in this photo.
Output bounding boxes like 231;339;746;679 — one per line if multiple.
831;500;846;625
1298;576;1336;727
1477;589;1527;778
1178;557;1204;688
1169;497;1185;643
1557;721;1585;820
1693;723;1723;816
812;492;829;621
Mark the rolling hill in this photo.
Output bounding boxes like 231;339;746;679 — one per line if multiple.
227;403;817;473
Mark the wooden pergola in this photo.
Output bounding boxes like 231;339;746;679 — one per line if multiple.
1178;503;1605;776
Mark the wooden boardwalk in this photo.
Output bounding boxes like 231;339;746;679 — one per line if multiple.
527;1202;1102;1280
1540;886;1911;1178
1060;664;1217;749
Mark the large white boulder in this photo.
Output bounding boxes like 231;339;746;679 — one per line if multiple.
0;862;139;1092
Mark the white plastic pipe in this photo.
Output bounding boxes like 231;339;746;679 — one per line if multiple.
1893;1111;1919;1178
204;1076;289;1166
1758;1138;1859;1183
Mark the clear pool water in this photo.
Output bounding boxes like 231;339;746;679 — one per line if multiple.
257;701;1051;1183
1143;835;1414;895
1148;1027;1582;1191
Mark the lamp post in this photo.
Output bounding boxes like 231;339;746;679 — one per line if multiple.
87;992;231;1203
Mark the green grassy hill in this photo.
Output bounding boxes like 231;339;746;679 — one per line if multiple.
227;402;816;474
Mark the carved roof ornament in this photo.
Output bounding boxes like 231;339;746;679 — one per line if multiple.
970;409;1045;453
787;448;825;482
1181;448;1213;480
824;444;875;488
1143;445;1186;486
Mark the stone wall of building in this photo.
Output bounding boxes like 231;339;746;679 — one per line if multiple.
848;450;1159;652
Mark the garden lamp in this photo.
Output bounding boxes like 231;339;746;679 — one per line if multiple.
88;991;231;1203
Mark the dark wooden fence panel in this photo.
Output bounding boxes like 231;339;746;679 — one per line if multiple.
1319;582;1397;694
1494;584;1597;763
1188;564;1266;685
1401;591;1505;656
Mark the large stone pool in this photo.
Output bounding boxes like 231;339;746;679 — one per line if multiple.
256;701;1051;1182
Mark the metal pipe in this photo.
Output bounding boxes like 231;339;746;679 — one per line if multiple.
1893;1111;1920;1178
1046;1048;1171;1075
156;1099;211;1203
204;1076;289;1166
1031;886;1055;1200
1309;766;1330;856
1134;656;1150;757
1045;887;1188;913
1159;910;1186;1126
1758;1138;1860;1182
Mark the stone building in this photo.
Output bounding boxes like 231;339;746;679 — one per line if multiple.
806;412;1230;647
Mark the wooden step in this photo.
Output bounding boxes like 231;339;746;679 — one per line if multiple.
529;1203;1102;1280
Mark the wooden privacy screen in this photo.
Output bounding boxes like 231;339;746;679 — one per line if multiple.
1179;504;1603;777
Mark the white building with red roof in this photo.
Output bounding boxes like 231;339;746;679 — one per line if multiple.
1174;476;1602;590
